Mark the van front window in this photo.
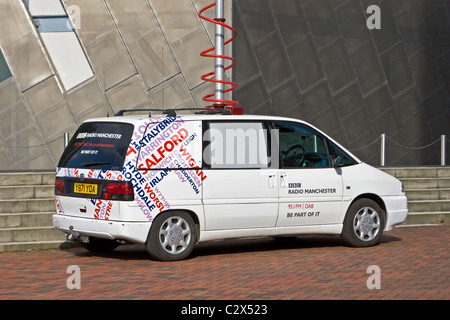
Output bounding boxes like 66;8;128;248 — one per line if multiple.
58;122;134;170
274;121;330;168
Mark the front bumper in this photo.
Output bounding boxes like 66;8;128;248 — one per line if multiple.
52;214;152;244
384;195;409;231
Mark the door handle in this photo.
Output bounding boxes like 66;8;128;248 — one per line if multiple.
280;172;287;188
269;174;277;188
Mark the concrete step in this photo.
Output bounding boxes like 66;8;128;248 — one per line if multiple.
0;240;64;252
0;172;54;187
0;185;54;200
405;188;450;201
404;212;449;225
0;199;55;214
381;167;450;178
0;212;54;228
408;199;450;213
0;226;66;243
0;172;62;252
401;178;450;190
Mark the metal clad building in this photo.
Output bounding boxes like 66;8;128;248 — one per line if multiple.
233;0;450;166
0;0;449;170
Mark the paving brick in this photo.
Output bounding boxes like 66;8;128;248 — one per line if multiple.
0;223;448;301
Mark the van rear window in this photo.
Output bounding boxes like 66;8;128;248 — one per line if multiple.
58;122;134;170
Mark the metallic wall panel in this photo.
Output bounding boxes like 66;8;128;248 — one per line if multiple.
150;0;217;90
0;78;33;169
2;32;53;92
170;27;212;89
150;0;211;90
63;0;116;46
0;147;12;170
5;125;52;170
106;0;159;43
34;100;75;141
0;81;29;141
0;0;32;48
319;38;355;95
148;73;194;109
149;0;203;42
287;35;325;92
234;0;450;165
84;30;137;90
64;0;137;90
106;0;179;90
22;76;76;166
253;31;291;93
106;75;150;113
22;76;64;116
128;29;179;90
65;77;110;121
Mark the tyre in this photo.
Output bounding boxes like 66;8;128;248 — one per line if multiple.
341;198;385;247
146;212;197;261
80;237;119;252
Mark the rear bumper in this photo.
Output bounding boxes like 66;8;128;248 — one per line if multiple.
52;214;151;244
384;195;409;231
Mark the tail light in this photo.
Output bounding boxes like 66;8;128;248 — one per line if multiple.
55;177;66;196
101;181;134;201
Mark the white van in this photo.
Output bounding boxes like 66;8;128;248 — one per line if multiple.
53;108;408;261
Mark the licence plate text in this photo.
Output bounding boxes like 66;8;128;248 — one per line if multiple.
74;183;97;195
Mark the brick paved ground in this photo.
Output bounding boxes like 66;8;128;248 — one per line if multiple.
0;223;448;302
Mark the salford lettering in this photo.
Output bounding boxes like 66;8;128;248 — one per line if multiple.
142;128;189;168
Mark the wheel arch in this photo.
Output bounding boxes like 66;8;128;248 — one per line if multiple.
349;193;386;213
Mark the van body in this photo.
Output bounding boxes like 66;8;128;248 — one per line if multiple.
53;110;408;260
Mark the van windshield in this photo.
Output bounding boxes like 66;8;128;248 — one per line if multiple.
58;122;134;170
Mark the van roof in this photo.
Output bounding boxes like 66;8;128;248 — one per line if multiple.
83;112;308;126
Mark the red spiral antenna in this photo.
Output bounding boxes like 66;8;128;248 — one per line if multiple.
198;1;242;114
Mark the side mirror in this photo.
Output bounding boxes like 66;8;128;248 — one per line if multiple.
333;155;344;167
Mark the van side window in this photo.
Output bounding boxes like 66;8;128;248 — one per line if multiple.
274;121;330;168
205;122;269;169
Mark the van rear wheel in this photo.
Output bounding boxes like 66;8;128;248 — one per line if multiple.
146;212;197;261
341;199;385;247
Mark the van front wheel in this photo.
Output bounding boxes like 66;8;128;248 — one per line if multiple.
341;199;385;247
146;212;197;261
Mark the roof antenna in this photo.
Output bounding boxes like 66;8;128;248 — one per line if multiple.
199;1;243;114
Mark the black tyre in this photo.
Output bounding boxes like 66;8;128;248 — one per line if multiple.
80;237;119;252
341;198;385;247
146;212;197;261
272;236;297;241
